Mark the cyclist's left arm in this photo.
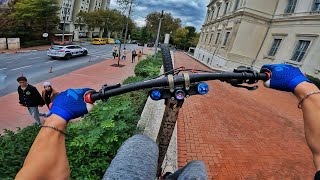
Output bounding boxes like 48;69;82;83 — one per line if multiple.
16;88;94;180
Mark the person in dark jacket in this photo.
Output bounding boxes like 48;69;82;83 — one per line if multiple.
17;76;46;125
41;82;59;109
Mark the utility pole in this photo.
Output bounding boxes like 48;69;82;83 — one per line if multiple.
154;10;164;61
62;7;67;42
123;0;133;49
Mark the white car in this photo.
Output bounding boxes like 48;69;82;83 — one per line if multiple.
47;45;88;60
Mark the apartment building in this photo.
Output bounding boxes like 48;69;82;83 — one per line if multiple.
195;0;320;78
58;0;111;40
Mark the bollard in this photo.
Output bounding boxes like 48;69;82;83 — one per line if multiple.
49;67;53;73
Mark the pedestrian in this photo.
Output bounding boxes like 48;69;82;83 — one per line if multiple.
132;49;137;63
122;48;127;60
137;51;142;61
41;82;59;109
17;76;46;125
112;45;118;59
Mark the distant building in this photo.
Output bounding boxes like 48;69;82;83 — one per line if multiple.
195;0;320;78
57;0;111;40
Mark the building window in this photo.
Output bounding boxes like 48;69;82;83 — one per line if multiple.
285;0;297;13
313;0;320;11
291;40;311;62
268;39;282;56
216;6;221;17
215;33;220;44
205;34;208;43
223;32;230;46
209;33;213;44
210;9;215;20
234;0;240;10
224;2;229;15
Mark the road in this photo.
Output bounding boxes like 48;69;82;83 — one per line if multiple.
0;43;139;96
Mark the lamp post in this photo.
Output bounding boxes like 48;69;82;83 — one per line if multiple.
123;0;133;49
62;7;67;42
154;10;164;61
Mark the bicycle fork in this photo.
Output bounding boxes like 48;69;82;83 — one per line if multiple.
156;99;184;176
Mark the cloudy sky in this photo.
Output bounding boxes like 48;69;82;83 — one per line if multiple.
110;0;210;32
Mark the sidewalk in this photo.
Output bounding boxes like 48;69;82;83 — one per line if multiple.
173;52;314;179
0;45;52;54
0;49;152;133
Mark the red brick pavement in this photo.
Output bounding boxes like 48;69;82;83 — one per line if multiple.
174;52;314;179
0;49;152;133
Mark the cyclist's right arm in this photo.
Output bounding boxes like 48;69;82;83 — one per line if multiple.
261;64;320;172
294;82;320;171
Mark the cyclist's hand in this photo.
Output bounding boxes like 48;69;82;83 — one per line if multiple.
260;64;311;92
48;88;95;122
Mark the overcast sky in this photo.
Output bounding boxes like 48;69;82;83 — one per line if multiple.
110;0;210;32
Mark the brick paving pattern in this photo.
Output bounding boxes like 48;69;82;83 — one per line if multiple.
174;52;314;179
0;49;152;133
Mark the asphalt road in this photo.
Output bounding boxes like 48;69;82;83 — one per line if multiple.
0;43;139;97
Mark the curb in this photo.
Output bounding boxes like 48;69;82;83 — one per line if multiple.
137;51;178;172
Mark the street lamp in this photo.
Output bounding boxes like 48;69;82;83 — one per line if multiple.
154;10;164;61
62;7;67;42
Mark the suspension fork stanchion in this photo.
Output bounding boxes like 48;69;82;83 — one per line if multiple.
156;99;184;176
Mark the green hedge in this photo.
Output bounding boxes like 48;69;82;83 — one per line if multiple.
0;56;162;179
307;75;320;89
21;40;51;48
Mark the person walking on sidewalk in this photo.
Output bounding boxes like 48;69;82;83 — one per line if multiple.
132;49;137;63
137;50;142;61
121;48;127;60
41;82;59;109
112;45;118;59
17;76;46;125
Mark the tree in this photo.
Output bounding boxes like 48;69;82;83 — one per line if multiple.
145;12;181;40
172;27;189;50
10;0;59;33
190;33;200;47
76;9;135;39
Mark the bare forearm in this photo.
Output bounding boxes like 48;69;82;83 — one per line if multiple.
16;115;70;180
295;82;320;170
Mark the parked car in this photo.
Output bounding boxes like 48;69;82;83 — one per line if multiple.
106;38;115;44
115;39;121;44
91;38;107;45
47;45;88;60
137;42;144;46
147;43;154;47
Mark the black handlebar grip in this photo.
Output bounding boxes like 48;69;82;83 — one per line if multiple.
260;72;271;81
84;92;100;104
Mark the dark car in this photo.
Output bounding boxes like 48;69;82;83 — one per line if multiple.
147;43;154;47
138;42;144;46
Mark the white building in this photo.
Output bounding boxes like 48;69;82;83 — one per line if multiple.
195;0;320;78
57;0;111;40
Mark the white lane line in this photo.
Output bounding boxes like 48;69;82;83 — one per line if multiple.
10;65;32;71
45;60;58;63
0;68;7;71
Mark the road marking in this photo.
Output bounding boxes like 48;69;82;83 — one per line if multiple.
45;60;58;63
11;65;32;71
0;68;7;71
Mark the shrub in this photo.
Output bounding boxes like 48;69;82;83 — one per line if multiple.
0;55;162;179
134;54;163;78
21;40;51;48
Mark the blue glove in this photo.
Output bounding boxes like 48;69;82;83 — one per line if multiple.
48;88;94;122
261;64;311;92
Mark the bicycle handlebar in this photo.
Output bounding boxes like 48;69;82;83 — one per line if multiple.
85;72;270;104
